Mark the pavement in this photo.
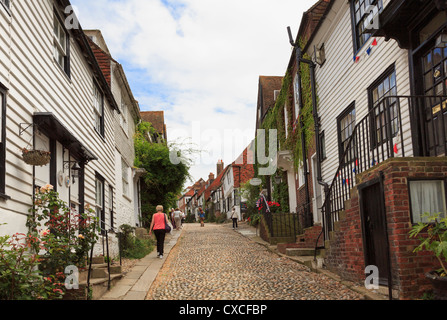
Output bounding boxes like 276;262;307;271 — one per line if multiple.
100;221;387;300
100;228;183;300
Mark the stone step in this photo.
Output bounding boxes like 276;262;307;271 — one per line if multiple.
64;273;123;300
285;248;316;257
91;256;105;264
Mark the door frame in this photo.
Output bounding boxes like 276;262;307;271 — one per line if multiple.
358;172;393;294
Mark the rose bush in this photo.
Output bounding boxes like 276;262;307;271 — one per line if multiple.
27;185;99;276
0;185;99;300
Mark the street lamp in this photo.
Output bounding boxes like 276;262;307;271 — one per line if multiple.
436;29;447;48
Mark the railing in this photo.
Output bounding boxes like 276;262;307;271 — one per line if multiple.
86;217;113;296
262;203;311;241
320;95;447;242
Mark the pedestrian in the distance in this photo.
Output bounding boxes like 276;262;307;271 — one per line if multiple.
170;208;176;230
199;207;205;227
231;207;238;230
173;208;182;230
149;205;168;259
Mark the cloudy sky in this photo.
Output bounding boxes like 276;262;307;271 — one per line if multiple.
71;0;317;188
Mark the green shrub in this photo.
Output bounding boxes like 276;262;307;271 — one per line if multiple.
119;224;154;260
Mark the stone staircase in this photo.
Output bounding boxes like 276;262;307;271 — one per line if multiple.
64;256;123;300
276;225;326;270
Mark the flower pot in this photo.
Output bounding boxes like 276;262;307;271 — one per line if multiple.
426;271;447;300
22;149;51;166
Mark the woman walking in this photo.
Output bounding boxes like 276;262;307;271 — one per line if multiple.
198;207;205;227
231;207;238;230
149;205;168;259
173;208;182;230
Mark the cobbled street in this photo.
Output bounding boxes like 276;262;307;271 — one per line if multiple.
146;222;365;300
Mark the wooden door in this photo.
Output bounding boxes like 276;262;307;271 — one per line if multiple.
360;182;389;285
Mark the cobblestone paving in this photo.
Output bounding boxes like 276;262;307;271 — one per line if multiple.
146;223;364;300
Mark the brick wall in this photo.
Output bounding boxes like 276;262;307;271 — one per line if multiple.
324;157;447;299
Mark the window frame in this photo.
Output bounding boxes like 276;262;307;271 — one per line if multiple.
121;158;129;198
120;95;128;135
93;81;105;137
293;73;301;119
350;0;383;53
95;173;105;234
367;64;398;149
408;178;447;225
53;10;70;77
337;102;357;164
0;83;8;198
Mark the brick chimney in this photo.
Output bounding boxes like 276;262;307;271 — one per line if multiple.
209;172;215;182
217;160;224;176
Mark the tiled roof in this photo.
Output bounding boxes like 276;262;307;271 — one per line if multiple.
205;165;229;201
87;37;115;87
257;76;284;123
140;111;167;139
232;145;255;188
298;0;332;44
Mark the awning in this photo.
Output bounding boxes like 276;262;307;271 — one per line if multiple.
33;112;98;162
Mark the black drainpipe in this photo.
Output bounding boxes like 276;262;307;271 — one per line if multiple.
288;27;329;253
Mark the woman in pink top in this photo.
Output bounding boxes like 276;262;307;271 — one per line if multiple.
149;205;167;258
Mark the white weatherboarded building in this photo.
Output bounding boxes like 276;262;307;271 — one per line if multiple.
0;0;139;258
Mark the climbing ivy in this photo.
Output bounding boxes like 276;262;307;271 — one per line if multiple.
258;37;318;172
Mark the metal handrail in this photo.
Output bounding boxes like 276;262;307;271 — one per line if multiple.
319;95;447;243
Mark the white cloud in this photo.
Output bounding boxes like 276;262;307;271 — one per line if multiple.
72;0;316;185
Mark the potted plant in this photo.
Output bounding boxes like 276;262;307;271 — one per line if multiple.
409;212;447;300
21;148;51;166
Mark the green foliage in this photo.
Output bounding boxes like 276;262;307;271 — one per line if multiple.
119;224;154;260
134;121;193;224
27;185;99;276
409;213;447;276
0;186;98;300
241;180;261;220
271;171;290;213
258;37;317;172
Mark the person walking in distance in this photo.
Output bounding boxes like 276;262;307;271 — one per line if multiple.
231;207;238;230
173;208;182;230
149;205;168;259
199;207;205;227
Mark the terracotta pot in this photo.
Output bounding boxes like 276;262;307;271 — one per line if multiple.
426;271;447;300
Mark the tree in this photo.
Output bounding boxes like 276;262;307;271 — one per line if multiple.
134;121;192;226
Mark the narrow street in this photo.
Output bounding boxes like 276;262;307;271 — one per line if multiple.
145;222;365;300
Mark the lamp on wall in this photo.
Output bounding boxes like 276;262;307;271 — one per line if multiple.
274;172;282;184
436;29;447;48
64;160;81;184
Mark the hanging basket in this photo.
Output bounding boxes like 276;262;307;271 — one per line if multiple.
22;148;51;166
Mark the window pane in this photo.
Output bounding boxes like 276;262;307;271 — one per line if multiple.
434;48;442;66
410;180;446;223
424;52;432;72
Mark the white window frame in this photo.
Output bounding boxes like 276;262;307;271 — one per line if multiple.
53;15;67;70
93;83;104;136
122;158;129;197
284;103;289;139
293;73;300;119
120;95;128;135
95;178;103;223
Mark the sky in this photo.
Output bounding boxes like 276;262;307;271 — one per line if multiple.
70;0;317;189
